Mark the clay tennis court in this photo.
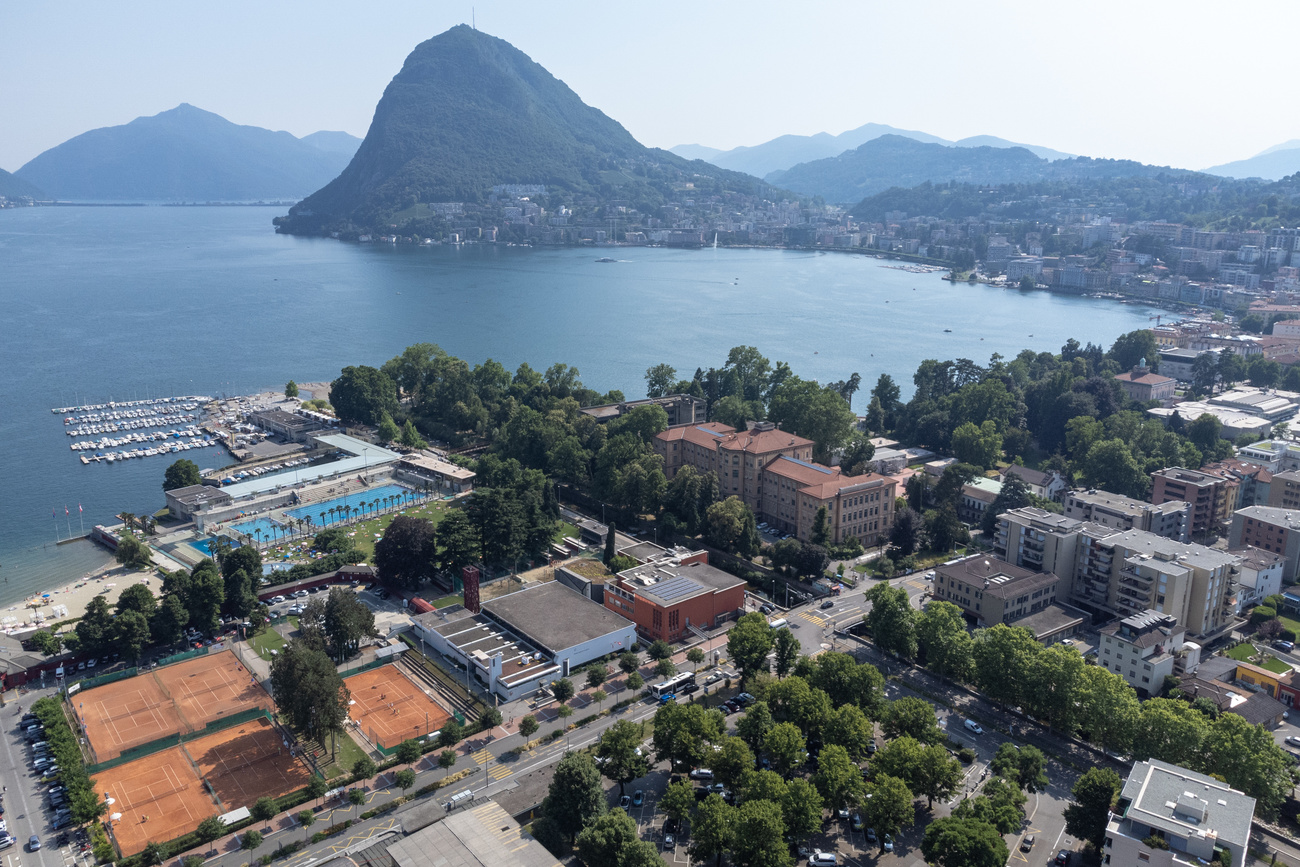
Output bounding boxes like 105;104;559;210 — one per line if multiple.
80;650;271;761
345;665;451;748
97;746;217;856
186;717;313;808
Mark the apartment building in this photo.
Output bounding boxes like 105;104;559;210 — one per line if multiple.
654;421;813;512
760;457;895;547
1228;505;1300;582
993;507;1086;578
1097;610;1197;694
1106;760;1254;867
1267;469;1300;509
1150;467;1240;539
1228;546;1286;611
932;555;1055;623
1237;439;1300;473
1075;529;1237;636
1064;489;1189;541
996;465;1065;501
1201;458;1272;508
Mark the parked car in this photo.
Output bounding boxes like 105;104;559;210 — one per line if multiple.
631;790;643;807
0;835;13;850
1055;850;1070;865
865;827;876;843
662;833;675;850
663;818;679;836
760;604;774;615
866;740;878;754
808;852;838;867
736;692;756;706
689;768;714;781
678;682;699;695
293;589;309;598
1021;835;1036;852
618;794;630;810
883;835;894;853
1275;640;1295;652
852;814;864;832
270;595;286;604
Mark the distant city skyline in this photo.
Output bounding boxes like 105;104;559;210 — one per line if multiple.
3;0;1297;175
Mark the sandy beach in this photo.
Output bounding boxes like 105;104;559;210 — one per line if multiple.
11;559;157;637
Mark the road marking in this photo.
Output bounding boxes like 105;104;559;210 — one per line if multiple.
471;748;493;765
488;765;512;781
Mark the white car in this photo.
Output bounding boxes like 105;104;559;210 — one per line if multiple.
270;595;286;604
809;852;838;867
964;719;984;734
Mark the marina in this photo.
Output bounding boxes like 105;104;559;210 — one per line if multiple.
51;393;226;468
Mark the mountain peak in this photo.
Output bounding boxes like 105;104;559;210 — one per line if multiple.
277;27;756;236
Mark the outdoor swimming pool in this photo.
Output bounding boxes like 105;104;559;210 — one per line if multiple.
189;536;243;557
231;516;289;541
285;484;416;525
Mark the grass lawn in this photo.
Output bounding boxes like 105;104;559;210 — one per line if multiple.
1225;642;1292;673
250;626;286;661
432;595;464;609
319;730;370;779
1279;614;1300;636
556;521;578;540
263;498;455;562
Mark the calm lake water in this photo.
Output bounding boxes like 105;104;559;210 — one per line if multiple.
0;205;1160;606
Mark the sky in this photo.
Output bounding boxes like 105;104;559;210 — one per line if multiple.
3;1;1298;173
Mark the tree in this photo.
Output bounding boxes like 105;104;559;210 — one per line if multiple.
1187;413;1226;458
395;739;422;764
250;796;278;822
811;505;830;547
626;671;643;692
768;376;858;463
577;809;639;867
269;640;350;746
241;830;264;851
348;788;366;805
1079;438;1148;499
436;509;479;576
114;533;154;570
141;842;165;866
163;458;202;491
285;380;299;399
400;419;427;450
712;736;756;791
1132;698;1210;768
197;815;225;843
377;413;401;443
690;794;738;866
655;658;677;679
805;652;885;718
307;776;328;803
114;610;153;663
971;623;1041;710
393;767;416;791
618;651;640;674
479;707;504;731
705;496;761;557
864;583;917;658
439;749;457;769
731;799;792;867
437;718;463;748
1200;712;1294;819
813;744;863;813
647;639;673;661
990;742;1048;793
116;582;157;617
873;735;962;808
652;701;724;770
540;751;607;844
1109;329;1160;372
75;596;114;656
839;433;876;476
1063;767;1122;849
871;374;903;432
727;612;775;681
686;647;706;671
823;704;874;761
374;515;437;589
921;817;1009;867
519;715;539;740
980;471;1033;536
30;630;63;656
645;363;678;398
550;677;575;704
587;665;610;690
659;779;696;824
916;601;974;681
597;720;652;796
662;465;719;535
330;365;397;425
736;701;775;754
882;697;943;744
780;778;824;844
763;722;807;778
323;587;376;660
862;774;915;852
951;420;1002;469
772;629;800;678
151;591;190;646
297;810;316;839
889;507;923;556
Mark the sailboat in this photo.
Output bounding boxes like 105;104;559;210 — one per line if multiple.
713;233;718;249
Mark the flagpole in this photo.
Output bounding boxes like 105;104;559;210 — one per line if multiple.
65;508;72;539
78;505;85;536
53;510;61;544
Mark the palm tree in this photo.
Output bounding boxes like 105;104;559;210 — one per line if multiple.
372;498;380;518
320;511;327;528
328;507;337;525
254;528;263;549
120;512;135;533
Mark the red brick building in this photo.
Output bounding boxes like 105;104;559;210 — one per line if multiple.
654;421;813;513
760;456;896;546
604;554;746;644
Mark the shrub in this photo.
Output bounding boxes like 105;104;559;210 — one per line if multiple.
958;747;977;764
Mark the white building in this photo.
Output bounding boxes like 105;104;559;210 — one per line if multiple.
1097;610;1198;694
1106;759;1254;867
1229;546;1285;612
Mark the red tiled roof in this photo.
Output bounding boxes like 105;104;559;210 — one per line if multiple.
764;456;890;500
719;427;814;454
1115;371;1175;386
656;422;735;449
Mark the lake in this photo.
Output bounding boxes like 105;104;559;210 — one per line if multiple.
0;205;1160;607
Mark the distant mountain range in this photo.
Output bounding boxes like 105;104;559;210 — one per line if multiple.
764;135;1203;204
0;167;44;200
670;123;1073;178
1203;141;1300;181
276;25;765;237
15;105;362;201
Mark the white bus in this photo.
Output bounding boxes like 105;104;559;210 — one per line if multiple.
649;671;696;698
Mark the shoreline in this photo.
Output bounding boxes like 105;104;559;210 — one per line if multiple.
4;557;155;637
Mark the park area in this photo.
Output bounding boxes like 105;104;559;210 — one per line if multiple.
78;650;270;762
345;664;452;750
1225;641;1292;674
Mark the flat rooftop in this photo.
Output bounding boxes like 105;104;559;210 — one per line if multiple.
618;559;745;607
1117;759;1254;850
1013;602;1088;640
482;581;634;655
219;435;401;500
387;801;559;867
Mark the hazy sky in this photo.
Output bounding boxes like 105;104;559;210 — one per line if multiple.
4;1;1297;173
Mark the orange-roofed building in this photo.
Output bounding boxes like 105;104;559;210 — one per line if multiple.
760;455;896;546
655;420;813;514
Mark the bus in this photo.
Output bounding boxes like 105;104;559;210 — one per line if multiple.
649;671;696;698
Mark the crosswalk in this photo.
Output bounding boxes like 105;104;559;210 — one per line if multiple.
471;746;512;781
488;764;512;780
797;611;827;626
471;748;493;765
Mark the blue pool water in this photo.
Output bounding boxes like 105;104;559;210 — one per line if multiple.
231;516;289;540
190;536;243;557
286;484;415;524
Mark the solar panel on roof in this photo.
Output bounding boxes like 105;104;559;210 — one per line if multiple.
695;426;725;438
649;575;704;602
785;457;832;474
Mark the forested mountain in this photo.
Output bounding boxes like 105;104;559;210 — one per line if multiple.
0;167;43;200
15;104;357;201
299;130;363;157
276;25;768;237
770;135;1214;204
